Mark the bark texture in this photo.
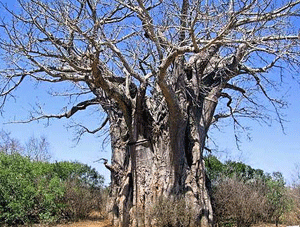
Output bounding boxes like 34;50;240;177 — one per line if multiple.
107;106;213;227
103;51;225;226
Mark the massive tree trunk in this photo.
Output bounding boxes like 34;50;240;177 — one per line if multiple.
99;44;228;226
104;75;220;226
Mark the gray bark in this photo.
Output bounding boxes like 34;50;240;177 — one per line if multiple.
103;54;223;226
106;103;215;226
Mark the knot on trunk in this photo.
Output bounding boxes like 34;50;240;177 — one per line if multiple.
99;158;125;186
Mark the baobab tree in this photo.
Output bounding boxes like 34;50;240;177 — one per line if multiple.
1;0;300;226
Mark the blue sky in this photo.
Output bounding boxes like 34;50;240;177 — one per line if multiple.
1;0;300;185
2;78;299;185
209;81;300;184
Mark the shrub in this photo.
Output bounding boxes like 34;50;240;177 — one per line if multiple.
61;177;105;220
206;156;292;226
205;155;267;184
265;172;290;226
0;152;105;225
281;186;300;225
151;196;195;227
0;153;39;225
52;161;104;187
212;176;268;227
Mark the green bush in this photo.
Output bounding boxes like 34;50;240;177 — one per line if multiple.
206;156;290;226
0;152;105;225
265;172;290;226
0;153;37;225
205;155;266;184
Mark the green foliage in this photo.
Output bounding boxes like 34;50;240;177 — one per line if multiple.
206;155;290;226
224;160;266;181
53;161;104;187
205;155;225;183
0;153;36;225
266;172;290;225
0;152;104;225
205;155;267;184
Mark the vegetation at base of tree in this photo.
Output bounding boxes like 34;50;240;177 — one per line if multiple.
148;156;300;227
205;155;290;227
0;152;105;226
151;196;195;227
2;131;300;227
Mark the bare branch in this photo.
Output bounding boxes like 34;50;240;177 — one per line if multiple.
1;75;26;96
71;116;109;144
10;98;99;124
224;83;246;94
0;0;299;149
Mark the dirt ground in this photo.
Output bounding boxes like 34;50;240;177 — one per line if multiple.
54;211;112;227
254;224;300;227
52;220;294;227
29;212;295;227
53;221;291;227
55;219;112;227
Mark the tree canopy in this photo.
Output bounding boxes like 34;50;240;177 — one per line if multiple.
0;0;299;131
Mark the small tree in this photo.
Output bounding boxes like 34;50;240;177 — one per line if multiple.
205;155;266;183
24;135;51;162
0;130;23;155
205;155;225;185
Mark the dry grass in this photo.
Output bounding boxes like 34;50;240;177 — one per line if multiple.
54;211;112;227
22;212;112;227
32;220;294;227
254;224;291;227
54;219;112;227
